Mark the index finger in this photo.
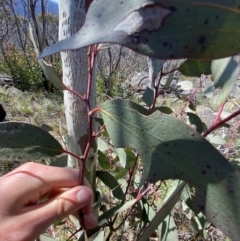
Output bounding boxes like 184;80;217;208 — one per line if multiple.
1;162;90;206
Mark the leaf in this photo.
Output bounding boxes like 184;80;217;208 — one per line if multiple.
211;57;239;106
40;123;53;132
159;215;179;241
177;80;193;91
138;181;185;241
50;155;68;167
98;138;109;152
114;167;128;180
204;85;215;98
96;170;124;200
40;0;240;60
99;199;136;226
187;112;203;133
79;199;137;241
0;122;63;161
115;147;135;169
181;184;211;239
207;134;226;145
29;23;65;90
101;99;240;240
147;57;165;89
162;72;175;89
142;87;154;107
178;60;211;76
98;150;110;170
188;101;196;111
95;117;104;126
114;148;127;168
154;106;173;115
38;59;66;90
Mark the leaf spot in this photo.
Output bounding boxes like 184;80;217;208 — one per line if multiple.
163;42;168;47
201;170;206;174
198;36;206;44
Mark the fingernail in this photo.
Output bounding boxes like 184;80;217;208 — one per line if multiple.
77;188;89;203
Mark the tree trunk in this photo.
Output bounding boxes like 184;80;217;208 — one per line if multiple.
58;0;97;187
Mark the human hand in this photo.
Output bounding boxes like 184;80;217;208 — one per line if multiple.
0;162;98;241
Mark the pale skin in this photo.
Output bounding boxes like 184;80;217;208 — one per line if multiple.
0;162;98;241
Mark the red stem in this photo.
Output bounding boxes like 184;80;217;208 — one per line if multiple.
63;149;82;161
64;84;85;101
203;108;240;137
212;102;225;125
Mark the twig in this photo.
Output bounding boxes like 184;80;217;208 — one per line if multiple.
203;108;240;137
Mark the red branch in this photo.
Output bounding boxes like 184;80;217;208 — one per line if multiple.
203;108;240;137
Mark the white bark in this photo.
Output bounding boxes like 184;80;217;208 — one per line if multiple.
58;0;97;179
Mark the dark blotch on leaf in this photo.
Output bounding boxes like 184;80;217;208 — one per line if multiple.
163;42;168;47
206;165;211;169
198;36;206;44
214;171;218;175
204;19;209;24
168;6;177;11
228;190;234;194
202;170;206;174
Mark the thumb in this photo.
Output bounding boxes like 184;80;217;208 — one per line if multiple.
25;186;97;235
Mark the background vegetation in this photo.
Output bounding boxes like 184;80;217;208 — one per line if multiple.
1;1;240;241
